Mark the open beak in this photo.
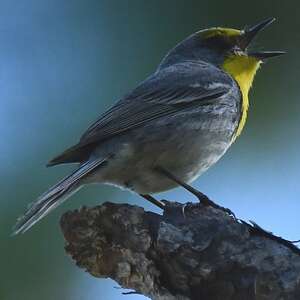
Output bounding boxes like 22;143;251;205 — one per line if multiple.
248;50;286;60
241;17;286;60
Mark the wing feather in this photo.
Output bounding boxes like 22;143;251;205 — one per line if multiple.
48;61;232;166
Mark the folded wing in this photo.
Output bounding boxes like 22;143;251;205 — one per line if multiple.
48;61;232;166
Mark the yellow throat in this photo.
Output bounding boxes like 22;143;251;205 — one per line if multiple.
222;55;261;140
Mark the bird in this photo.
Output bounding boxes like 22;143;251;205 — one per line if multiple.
14;17;284;234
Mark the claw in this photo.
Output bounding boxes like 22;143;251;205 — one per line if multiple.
199;195;236;219
182;203;188;218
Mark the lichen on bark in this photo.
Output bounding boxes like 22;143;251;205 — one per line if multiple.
60;201;300;300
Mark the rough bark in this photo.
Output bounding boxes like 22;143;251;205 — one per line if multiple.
60;201;300;300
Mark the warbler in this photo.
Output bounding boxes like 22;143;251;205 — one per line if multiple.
14;17;284;234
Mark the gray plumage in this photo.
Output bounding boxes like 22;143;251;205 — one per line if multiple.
14;31;242;235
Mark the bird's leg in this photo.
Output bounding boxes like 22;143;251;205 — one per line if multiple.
140;194;165;209
155;166;236;218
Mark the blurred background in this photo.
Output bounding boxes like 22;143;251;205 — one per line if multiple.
1;0;299;299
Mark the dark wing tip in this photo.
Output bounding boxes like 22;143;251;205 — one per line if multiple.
46;155;67;167
46;160;57;167
46;143;90;167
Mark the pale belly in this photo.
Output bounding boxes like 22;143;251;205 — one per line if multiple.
89;109;238;194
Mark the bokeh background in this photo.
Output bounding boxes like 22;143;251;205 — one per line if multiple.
1;1;299;299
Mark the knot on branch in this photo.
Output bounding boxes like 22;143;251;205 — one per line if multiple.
60;202;300;300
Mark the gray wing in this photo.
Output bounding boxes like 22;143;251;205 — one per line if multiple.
48;61;233;166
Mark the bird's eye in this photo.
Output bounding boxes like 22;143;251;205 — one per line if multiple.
202;36;231;54
231;46;244;56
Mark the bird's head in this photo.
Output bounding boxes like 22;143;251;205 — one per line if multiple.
159;18;285;140
160;18;284;90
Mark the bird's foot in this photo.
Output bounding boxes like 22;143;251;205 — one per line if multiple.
154;166;236;219
197;193;236;219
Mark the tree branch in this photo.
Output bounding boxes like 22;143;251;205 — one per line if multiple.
60;201;300;300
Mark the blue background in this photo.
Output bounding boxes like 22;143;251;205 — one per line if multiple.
1;1;299;299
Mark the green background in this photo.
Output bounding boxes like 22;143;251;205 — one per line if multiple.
1;1;299;299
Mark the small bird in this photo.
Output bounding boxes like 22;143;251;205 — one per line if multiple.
14;18;284;234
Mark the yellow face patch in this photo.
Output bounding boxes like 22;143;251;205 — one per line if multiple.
200;27;241;39
222;55;261;140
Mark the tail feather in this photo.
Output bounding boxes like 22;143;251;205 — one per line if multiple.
13;157;106;235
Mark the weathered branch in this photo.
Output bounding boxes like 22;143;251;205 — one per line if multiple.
60;201;300;300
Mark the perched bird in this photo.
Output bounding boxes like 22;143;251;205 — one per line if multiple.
14;18;284;234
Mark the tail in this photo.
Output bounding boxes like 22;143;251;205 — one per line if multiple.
13;157;106;235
